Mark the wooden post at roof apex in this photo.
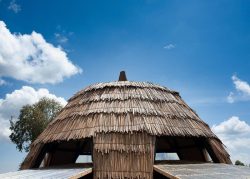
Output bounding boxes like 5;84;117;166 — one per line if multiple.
118;71;127;81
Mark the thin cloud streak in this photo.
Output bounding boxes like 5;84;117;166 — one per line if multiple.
163;44;175;50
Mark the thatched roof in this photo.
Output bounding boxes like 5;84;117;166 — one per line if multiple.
21;73;231;171
33;80;218;145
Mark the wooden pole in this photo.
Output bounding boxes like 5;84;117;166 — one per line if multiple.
118;71;127;81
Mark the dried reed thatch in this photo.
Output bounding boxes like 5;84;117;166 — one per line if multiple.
93;132;155;179
21;75;231;178
32;81;217;144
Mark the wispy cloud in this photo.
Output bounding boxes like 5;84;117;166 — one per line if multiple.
0;79;6;86
232;75;250;95
187;97;225;107
163;44;175;50
227;92;234;103
227;75;250;103
212;116;250;165
54;25;74;45
54;33;68;44
8;0;21;13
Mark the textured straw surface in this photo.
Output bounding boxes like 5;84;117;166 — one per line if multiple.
93;132;155;179
32;81;217;145
21;81;231;174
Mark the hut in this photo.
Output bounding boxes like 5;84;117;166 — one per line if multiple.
20;71;231;179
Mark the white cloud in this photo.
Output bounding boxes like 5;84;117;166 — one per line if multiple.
0;118;11;140
0;86;67;141
227;75;250;103
212;116;250;165
212;116;250;135
232;75;250;95
8;0;21;13
0;21;82;84
163;44;175;50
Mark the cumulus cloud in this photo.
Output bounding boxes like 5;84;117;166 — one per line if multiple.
8;0;21;13
0;21;82;84
0;86;67;141
227;75;250;103
163;44;175;50
212;116;250;165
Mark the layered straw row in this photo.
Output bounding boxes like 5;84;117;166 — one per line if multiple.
33;81;217;145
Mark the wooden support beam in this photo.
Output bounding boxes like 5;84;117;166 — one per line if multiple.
153;165;179;179
32;144;49;168
203;139;220;163
69;168;93;179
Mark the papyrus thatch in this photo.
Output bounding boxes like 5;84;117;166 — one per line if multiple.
21;81;231;175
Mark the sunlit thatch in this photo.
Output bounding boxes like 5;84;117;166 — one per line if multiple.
21;73;231;179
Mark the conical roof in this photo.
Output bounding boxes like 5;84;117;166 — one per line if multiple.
33;80;218;145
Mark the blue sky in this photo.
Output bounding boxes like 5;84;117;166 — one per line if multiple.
1;0;250;172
